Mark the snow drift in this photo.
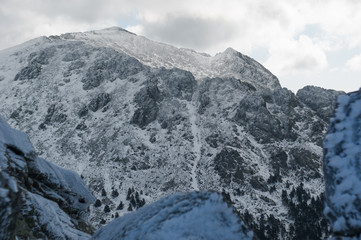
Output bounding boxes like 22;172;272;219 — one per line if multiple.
91;191;252;240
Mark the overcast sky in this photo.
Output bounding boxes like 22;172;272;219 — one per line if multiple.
1;0;360;93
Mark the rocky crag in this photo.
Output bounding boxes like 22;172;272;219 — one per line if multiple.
0;116;95;239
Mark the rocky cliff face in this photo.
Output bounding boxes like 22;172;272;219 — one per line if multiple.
0;27;345;239
0;116;95;239
297;85;345;122
323;88;361;238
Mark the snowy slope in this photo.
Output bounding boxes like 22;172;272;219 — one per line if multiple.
0;27;343;239
92;192;252;240
0;116;94;239
323;88;361;237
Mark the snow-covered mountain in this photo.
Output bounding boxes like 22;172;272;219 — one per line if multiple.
0;27;345;239
92;192;253;240
323;88;361;238
0;115;94;239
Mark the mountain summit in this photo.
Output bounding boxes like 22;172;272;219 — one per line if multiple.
66;27;280;89
0;27;343;239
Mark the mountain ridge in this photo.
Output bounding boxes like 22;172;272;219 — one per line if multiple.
35;26;280;90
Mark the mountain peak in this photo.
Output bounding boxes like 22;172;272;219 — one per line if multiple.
0;27;280;89
88;26;136;35
58;28;280;89
223;47;238;55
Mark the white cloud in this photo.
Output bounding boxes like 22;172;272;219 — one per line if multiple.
264;35;328;77
346;54;361;71
129;15;237;52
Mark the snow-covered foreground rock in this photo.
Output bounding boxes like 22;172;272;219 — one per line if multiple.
324;88;361;238
92;192;252;240
0;116;95;239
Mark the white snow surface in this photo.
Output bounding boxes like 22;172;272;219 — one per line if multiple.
323;88;361;235
91;192;252;240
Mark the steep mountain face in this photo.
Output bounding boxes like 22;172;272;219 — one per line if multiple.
91;192;253;240
323;88;361;238
0;27;344;239
0;116;94;239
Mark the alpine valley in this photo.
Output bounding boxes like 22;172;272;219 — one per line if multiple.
0;27;345;239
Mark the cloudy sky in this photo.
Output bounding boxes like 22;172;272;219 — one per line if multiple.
1;0;360;93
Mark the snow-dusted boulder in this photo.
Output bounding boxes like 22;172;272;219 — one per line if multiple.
323;88;361;237
0;116;95;239
91;192;252;240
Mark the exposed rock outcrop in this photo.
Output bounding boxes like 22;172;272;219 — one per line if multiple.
297;85;345;122
0;116;95;239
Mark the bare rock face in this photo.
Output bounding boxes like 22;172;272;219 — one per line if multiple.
88;93;111;112
91;192;253;240
297;85;345;122
81;48;145;90
323;88;361;237
0;116;95;239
